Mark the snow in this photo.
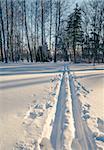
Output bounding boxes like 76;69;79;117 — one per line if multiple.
15;70;75;150
0;62;104;150
70;74;96;150
74;69;104;150
0;63;65;150
62;72;75;150
0;73;54;150
51;71;75;150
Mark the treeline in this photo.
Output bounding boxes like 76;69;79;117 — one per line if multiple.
64;1;104;63
0;0;104;63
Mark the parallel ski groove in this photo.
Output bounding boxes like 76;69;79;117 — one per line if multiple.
69;73;97;150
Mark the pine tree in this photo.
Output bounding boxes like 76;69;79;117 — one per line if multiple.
66;4;83;63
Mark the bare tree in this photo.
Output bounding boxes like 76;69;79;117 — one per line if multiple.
49;0;52;52
0;27;3;62
41;0;44;46
6;0;9;61
0;0;7;63
10;0;14;62
24;0;33;62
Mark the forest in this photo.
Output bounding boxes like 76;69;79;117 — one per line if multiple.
0;0;104;63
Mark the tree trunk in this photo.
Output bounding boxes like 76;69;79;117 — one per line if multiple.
10;0;14;62
54;2;58;62
21;1;24;61
41;0;44;46
31;2;34;60
58;0;61;34
34;0;38;62
49;0;52;52
24;0;33;62
0;28;4;62
73;36;76;63
6;0;9;62
40;0;44;62
0;1;7;63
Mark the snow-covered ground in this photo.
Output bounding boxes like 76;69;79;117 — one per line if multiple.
74;69;104;150
0;63;64;150
0;62;104;150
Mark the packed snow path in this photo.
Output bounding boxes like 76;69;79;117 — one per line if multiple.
50;68;97;150
70;75;97;150
50;71;75;150
0;63;102;149
51;74;67;150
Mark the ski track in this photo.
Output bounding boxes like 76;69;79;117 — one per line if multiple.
50;68;97;150
51;75;66;150
50;70;74;150
1;63;98;150
69;74;97;150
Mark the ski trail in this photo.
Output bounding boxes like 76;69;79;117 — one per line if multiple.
69;75;97;150
51;74;67;150
50;67;96;150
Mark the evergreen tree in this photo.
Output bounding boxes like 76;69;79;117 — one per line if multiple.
66;4;83;63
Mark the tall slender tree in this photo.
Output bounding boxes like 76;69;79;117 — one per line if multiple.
10;0;14;62
49;0;52;52
6;0;9;61
0;0;7;63
0;27;3;62
54;1;58;62
66;4;83;63
24;0;33;62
